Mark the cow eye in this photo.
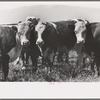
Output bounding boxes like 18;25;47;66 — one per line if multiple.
39;26;43;29
18;32;21;37
80;25;82;28
82;25;84;28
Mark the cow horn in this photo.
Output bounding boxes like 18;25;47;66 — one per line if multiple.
83;19;89;25
72;19;78;23
18;21;22;23
36;18;40;22
42;22;47;25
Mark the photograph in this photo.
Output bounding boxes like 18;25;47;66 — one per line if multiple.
0;1;100;82
0;1;100;99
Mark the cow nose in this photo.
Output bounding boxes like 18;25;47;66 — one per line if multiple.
36;40;44;45
77;41;80;44
82;40;85;43
77;40;84;44
75;30;78;34
23;41;30;46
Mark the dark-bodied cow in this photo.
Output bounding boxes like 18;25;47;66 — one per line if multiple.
83;22;100;76
20;16;41;71
0;20;33;81
35;19;88;69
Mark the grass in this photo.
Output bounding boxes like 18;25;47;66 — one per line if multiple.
2;50;99;82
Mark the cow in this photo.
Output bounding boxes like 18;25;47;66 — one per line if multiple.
83;22;100;76
35;19;88;70
20;17;41;71
0;20;34;81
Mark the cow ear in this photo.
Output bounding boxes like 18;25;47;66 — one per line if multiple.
46;22;52;29
85;20;89;25
37;18;40;22
18;21;22;23
12;26;18;33
42;22;46;25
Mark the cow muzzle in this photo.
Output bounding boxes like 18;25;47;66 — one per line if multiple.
21;40;30;46
76;33;85;44
36;40;44;46
77;39;85;44
23;41;30;46
74;30;79;34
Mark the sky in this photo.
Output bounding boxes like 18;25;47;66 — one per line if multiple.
0;1;100;10
0;2;100;98
0;1;100;24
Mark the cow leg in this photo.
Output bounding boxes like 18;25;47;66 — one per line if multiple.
52;51;56;65
91;52;95;74
1;55;10;81
91;61;95;76
26;52;29;65
0;57;2;80
95;53;100;76
43;47;53;72
57;51;63;64
30;49;38;73
30;53;37;73
43;48;52;65
42;48;49;65
49;50;56;65
21;52;25;65
46;50;52;66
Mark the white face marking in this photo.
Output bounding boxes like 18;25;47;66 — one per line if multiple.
74;21;86;43
35;22;46;45
20;35;29;45
17;21;30;45
76;32;84;43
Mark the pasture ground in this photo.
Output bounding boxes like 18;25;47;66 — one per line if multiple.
1;51;99;82
0;43;99;82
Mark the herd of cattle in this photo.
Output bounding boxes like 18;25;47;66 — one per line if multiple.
0;16;100;81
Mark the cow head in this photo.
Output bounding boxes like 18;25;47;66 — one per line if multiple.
35;22;46;46
26;16;40;25
17;21;34;45
74;19;88;43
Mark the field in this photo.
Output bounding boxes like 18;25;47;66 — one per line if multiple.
0;47;98;82
0;42;99;82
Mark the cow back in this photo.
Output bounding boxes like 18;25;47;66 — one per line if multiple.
0;27;16;55
54;21;76;49
42;22;59;50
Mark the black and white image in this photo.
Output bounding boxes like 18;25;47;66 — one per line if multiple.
0;1;100;82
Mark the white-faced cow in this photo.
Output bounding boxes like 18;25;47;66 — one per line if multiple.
35;19;88;69
0;20;34;81
20;17;41;71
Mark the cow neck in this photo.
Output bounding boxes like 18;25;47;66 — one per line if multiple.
8;33;23;63
15;34;23;50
